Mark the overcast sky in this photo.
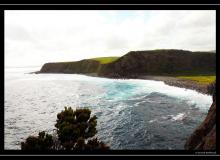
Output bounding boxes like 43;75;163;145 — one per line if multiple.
5;10;216;67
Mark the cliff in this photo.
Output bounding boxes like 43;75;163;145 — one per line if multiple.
185;82;216;150
40;59;101;74
39;49;215;77
98;49;216;78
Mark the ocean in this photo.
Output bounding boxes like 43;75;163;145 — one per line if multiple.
4;66;212;150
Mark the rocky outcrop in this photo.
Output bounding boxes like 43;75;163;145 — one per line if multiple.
185;82;216;150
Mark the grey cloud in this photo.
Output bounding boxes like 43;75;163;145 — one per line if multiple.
105;36;130;50
5;10;216;67
5;25;33;42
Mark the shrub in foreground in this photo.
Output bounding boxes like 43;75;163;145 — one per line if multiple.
21;131;53;150
21;107;109;150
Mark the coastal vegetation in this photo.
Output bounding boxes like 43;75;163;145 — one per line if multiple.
21;107;109;150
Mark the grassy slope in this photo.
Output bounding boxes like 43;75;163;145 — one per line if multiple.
91;57;119;64
176;75;216;85
47;57;119;65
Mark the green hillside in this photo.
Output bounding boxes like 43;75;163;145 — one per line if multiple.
176;76;216;85
91;57;119;64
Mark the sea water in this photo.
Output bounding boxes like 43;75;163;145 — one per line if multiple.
4;67;212;150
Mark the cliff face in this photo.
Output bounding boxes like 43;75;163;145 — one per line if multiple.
98;50;216;78
185;83;216;150
40;59;101;74
39;50;215;77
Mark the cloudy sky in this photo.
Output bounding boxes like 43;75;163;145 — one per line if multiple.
5;10;216;67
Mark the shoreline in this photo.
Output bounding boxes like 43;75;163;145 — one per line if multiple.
137;75;209;95
85;73;209;95
35;71;209;95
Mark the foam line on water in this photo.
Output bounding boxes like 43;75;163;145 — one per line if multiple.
97;78;212;112
127;79;212;112
88;77;212;112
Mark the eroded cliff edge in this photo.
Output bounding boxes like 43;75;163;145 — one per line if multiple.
185;82;216;150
